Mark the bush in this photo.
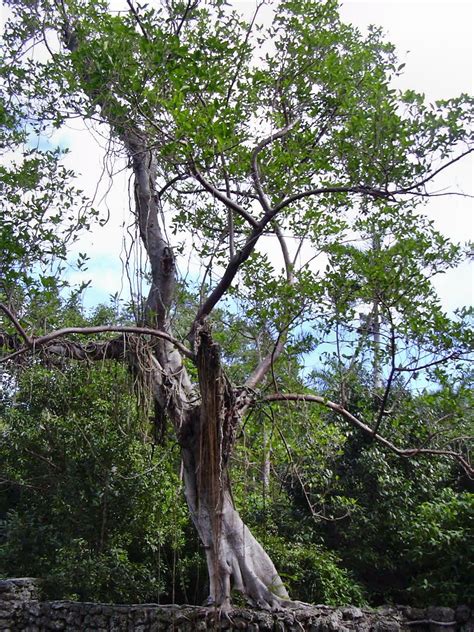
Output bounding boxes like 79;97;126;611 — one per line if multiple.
404;489;474;606
0;363;188;603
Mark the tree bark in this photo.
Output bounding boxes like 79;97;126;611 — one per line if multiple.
181;448;290;609
178;325;289;609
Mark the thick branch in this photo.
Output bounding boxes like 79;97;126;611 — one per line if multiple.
0;334;126;363
0;325;194;363
128;140;176;328
261;393;473;477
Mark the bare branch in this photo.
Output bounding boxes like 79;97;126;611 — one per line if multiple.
220;153;235;258
272;148;474;213
126;0;150;41
175;0;199;37
392;148;474;196
192;211;293;329
0;303;32;345
245;307;304;392
273;184;390;214
192;166;259;228
251;117;301;213
372;318;396;437
395;352;466;373
272;221;294;283
261;393;473;477
245;337;286;391
157;174;186;199
225;1;262;106
0;325;195;363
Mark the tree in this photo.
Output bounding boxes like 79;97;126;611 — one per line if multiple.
0;0;472;610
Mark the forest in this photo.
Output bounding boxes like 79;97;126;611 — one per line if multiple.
0;0;473;612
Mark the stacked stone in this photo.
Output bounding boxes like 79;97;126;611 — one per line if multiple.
0;578;472;631
0;578;42;630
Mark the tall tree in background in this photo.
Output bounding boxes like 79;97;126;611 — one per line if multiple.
1;0;472;610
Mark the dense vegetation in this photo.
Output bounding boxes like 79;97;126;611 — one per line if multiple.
1;298;472;606
1;0;472;610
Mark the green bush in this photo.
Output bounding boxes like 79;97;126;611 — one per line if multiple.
0;363;188;603
404;489;474;606
253;532;366;606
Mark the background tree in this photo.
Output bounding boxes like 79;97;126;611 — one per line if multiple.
0;0;472;610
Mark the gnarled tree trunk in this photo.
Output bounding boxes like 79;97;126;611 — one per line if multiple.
181;452;290;609
178;326;290;609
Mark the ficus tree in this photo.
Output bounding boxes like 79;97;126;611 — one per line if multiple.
1;0;473;610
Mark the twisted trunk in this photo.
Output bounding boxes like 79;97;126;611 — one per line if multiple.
178;326;289;609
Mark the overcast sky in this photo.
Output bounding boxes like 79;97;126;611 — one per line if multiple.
59;0;473;311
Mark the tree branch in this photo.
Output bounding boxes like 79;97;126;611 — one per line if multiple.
261;393;473;477
192;166;259;228
157;174;187;199
0;303;32;345
174;0;199;37
244;306;304;392
392;147;474;195
273;185;390;214
372;318;396;437
225;1;262;106
396;352;467;373
251;117;300;213
0;325;195;363
126;0;150;41
245;337;286;391
272;220;294;283
272;148;474;213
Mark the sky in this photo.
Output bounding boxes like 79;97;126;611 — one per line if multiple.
49;0;473;312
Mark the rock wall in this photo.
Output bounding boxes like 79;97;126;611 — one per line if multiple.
0;578;472;631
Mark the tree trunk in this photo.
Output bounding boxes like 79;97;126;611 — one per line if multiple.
180;439;290;610
176;324;290;610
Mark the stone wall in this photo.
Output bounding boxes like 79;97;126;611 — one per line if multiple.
0;578;472;631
